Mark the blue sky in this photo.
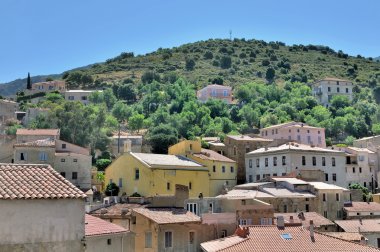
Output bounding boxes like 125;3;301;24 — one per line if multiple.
0;0;379;83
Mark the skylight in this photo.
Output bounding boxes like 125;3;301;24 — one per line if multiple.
281;233;292;240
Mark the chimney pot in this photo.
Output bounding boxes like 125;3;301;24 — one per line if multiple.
277;216;285;229
289;216;294;223
309;220;314;238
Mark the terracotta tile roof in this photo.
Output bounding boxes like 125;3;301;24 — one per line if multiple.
192;149;235;163
274;212;334;228
201;236;248;252
226;135;272;142
14;138;55;147
335;219;380;233
91;203;145;218
0;163;86;199
133;208;201;224
85;214;128;237
16;128;60;136
201;225;380;252
247;142;343;155
324;232;364;242
344;202;380;212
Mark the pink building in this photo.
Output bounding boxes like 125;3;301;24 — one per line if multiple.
197;84;233;104
260;121;326;148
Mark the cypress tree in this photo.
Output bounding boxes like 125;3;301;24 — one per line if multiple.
27;72;31;89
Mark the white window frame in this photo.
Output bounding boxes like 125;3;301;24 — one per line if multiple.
39;152;47;161
186;203;198;215
260;218;273;225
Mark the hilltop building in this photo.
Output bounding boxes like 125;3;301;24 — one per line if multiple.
311;77;353;107
31;80;66;93
64;90;102;105
197;84;233;104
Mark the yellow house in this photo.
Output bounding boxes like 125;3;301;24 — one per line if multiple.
169;140;237;196
105;152;210;198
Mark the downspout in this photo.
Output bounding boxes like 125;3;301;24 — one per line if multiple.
121;235;124;252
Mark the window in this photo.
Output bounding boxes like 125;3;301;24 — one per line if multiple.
273;157;277;166
72;172;78;180
209;203;214;213
135;169;140;180
223;90;228;97
62;144;66;149
81;96;87;101
307;136;311;144
73;159;78;162
186;203;198;215
249;175;253;182
118;178;123;187
297;135;301;141
249;159;252;168
323;193;326;201
39;152;47;161
165;231;172;248
337;210;342;218
337;87;340;93
20;152;26;161
332;157;336;167
282;156;286;165
353;167;356;173
265;158;268;167
283;205;288;213
324;211;328;218
333;173;337;181
60;172;66;178
359;155;365;161
213;165;216;172
230;166;234;173
233;147;237;156
273;173;277;177
61;158;65;162
167;182;171;190
305;204;309;212
336;193;340;201
318;136;322;144
275;129;278;134
272;129;274;135
346;88;349;93
145;232;152;248
282;173;286;176
221;230;227;238
239;219;252;225
222;166;226;173
256;158;260;167
256;175;260;181
68;96;74;100
328;87;331;92
359;167;362;173
297;129;300;133
107;239;111;245
241;200;246;205
189;231;195;245
325;173;328;182
322;157;326;166
312;157;316;166
280;233;292;240
260;218;273;225
302;156;306;166
364;182;367;187
189;182;192;190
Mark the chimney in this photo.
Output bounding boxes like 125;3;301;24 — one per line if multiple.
360;236;366;245
124;139;132;153
277;216;285;229
289;216;294;223
309;220;314;238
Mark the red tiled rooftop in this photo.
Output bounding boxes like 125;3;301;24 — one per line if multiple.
133;208;201;224
85;214;128;237
0;163;86;200
192;148;235;163
274;212;334;228
201;225;380;252
91;203;145;217
335;219;380;233
14;138;56;147
343;202;380;212
16;128;60;136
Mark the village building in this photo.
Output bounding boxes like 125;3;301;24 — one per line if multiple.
273;212;335;231
200;221;379;252
14;138;92;190
105;152;210;198
196;84;233;104
31;80;66;93
111;134;142;156
169;140;237;196
335;218;380;248
342;202;380;220
64;90;101;105
209;135;273;184
16;128;60;143
0;99;18;123
259;121;326;148
84;214;134;252
311;77;354;107
0;163;86;251
245;142;348;187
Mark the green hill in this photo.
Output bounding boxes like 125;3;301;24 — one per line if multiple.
63;38;380;88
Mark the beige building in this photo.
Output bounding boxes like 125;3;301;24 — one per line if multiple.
335;219;380;248
22;107;50;126
245;142;348;187
0;163;86;251
311;77;353;107
260;121;326;148
31;80;66;93
14;138;92;190
196;84;233;104
111;134;143;156
273;212;336;232
16;128;60;143
65;90;101;105
85;214;134;252
209;135;273;184
169;140;237;196
0;99;18;123
342;202;380;220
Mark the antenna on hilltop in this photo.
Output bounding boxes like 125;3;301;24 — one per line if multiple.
229;30;232;40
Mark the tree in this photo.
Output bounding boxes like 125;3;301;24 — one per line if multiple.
265;67;275;81
203;51;213;59
112;101;128;122
331;95;351;110
148;124;178;154
105;182;120;196
27;72;31;90
128;113;145;132
185;58;196;71
141;71;160;84
103;88;117;110
220;56;232;69
118;84;136;102
96;159;112;171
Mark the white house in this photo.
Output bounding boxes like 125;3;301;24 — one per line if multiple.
311;77;353;107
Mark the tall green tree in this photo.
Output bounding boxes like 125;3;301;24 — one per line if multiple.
27;72;31;89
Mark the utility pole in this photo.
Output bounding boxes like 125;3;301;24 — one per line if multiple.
229;30;232;40
117;122;121;154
